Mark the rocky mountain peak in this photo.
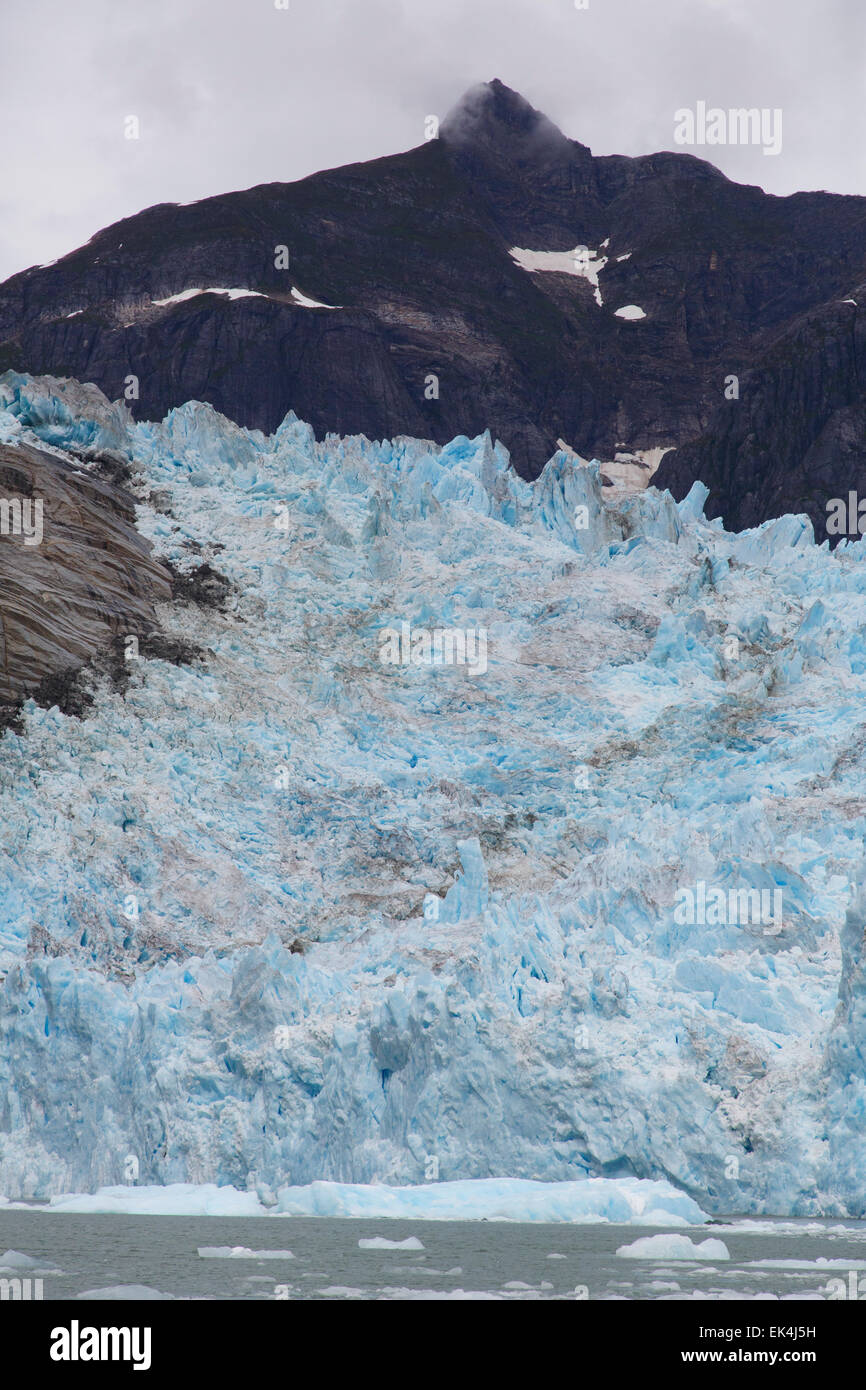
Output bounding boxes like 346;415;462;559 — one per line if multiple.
441;79;575;156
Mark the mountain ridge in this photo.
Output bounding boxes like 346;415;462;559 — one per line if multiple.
1;80;865;530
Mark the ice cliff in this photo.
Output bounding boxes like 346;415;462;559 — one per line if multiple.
0;370;865;1216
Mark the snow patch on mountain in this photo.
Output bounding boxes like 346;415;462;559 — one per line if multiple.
152;288;269;306
150;287;341;311
511;245;608;305
289;287;341;309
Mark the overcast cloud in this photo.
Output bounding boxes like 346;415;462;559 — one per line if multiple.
1;0;863;282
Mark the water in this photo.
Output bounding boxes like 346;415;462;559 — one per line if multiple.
2;1212;866;1300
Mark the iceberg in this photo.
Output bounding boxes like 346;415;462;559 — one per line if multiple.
358;1236;425;1250
615;1234;730;1260
197;1246;295;1259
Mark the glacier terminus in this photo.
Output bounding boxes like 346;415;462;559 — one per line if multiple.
0;372;865;1221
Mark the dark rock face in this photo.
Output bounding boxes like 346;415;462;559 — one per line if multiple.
1;79;865;522
0;435;172;706
654;288;866;542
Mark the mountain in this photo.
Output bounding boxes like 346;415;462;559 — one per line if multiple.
1;373;866;1214
2;79;864;529
653;289;866;535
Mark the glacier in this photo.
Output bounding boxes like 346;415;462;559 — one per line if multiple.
0;370;866;1217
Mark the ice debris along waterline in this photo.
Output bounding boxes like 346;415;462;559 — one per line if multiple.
13;1177;706;1224
1;371;866;1215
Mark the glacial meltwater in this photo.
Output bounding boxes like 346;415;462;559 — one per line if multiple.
2;1212;865;1301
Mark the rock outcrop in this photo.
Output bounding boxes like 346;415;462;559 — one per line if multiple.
0;376;171;708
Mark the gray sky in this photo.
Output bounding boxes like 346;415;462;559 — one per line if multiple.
2;0;863;282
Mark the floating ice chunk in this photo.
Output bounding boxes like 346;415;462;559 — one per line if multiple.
616;1235;730;1260
0;1249;59;1272
275;1178;708;1225
197;1246;295;1259
47;1183;265;1216
614;304;646;320
0;1250;39;1267
77;1285;175;1300
749;1257;866;1270
717;1220;866;1237
358;1236;425;1250
29;1177;703;1228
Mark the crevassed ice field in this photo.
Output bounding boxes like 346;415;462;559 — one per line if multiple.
1;372;865;1219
